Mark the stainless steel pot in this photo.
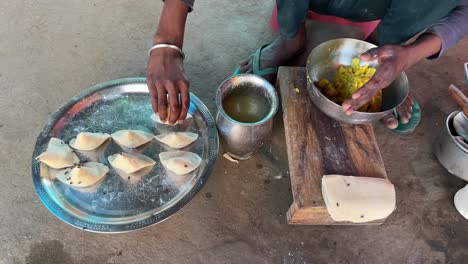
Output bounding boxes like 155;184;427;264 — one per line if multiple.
435;111;468;181
306;38;409;124
215;74;279;160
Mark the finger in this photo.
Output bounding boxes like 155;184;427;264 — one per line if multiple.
344;89;377;114
403;100;413;122
396;103;410;124
360;47;380;61
241;59;253;73
166;82;181;125
406;94;414;106
240;63;250;73
351;75;382;100
157;83;168;122
343;73;383;114
147;77;158;114
178;80;190;121
239;58;250;67
380;113;399;129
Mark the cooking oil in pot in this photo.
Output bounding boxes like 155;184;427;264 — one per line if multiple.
222;91;270;123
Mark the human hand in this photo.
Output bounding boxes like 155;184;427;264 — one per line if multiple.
146;48;190;125
342;45;410;115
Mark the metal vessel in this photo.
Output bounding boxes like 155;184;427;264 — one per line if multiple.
32;78;219;232
215;74;278;160
435;111;468;181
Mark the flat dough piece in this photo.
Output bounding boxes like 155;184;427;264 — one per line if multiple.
69;132;110;151
155;132;198;149
111;130;154;148
322;175;396;223
454;184;468;219
159;151;202;175
36;138;80;169
56;162;109;188
150;112;192;125
108;152;156;174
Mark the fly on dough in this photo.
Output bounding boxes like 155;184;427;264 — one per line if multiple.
159;151;202;175
56;162;110;188
321;175;396;223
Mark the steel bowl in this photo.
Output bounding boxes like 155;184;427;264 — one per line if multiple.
435;111;468;181
306;38;409;124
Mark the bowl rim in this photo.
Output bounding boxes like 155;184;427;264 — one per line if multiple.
215;73;279;126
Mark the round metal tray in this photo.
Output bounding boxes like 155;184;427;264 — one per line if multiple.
32;78;219;233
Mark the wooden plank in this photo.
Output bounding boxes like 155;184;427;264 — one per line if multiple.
277;67;388;225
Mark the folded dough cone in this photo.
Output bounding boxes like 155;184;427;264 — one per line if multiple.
108;152;156;174
159;151;202;175
56;162;109;188
321;175;396;223
111;130;154;148
155;132;198;149
69;132;111;151
150;112;192;125
36;137;79;169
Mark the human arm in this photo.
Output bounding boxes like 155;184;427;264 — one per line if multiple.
342;34;443;115
343;1;468;114
146;0;190;125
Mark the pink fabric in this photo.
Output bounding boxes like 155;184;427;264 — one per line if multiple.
269;3;380;39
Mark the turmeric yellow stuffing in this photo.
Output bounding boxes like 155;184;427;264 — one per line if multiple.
316;58;382;112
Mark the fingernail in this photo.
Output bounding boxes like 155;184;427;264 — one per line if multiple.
352;94;360;99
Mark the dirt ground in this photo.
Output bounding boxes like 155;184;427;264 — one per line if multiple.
1;0;468;263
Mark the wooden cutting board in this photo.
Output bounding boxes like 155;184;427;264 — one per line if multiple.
277;67;389;225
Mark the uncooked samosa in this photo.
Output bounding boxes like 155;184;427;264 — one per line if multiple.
111;130;154;148
36;138;79;169
108;152;156;174
150;111;192;125
159;151;202;175
155;132;198;149
69;132;111;151
56;162;109;188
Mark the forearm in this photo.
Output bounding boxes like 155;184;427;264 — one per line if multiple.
153;0;189;47
403;34;442;69
425;0;468;59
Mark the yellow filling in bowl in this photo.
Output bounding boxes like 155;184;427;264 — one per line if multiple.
317;58;382;112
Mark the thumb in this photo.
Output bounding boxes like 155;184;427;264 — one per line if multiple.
360;47;380;62
361;45;397;61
